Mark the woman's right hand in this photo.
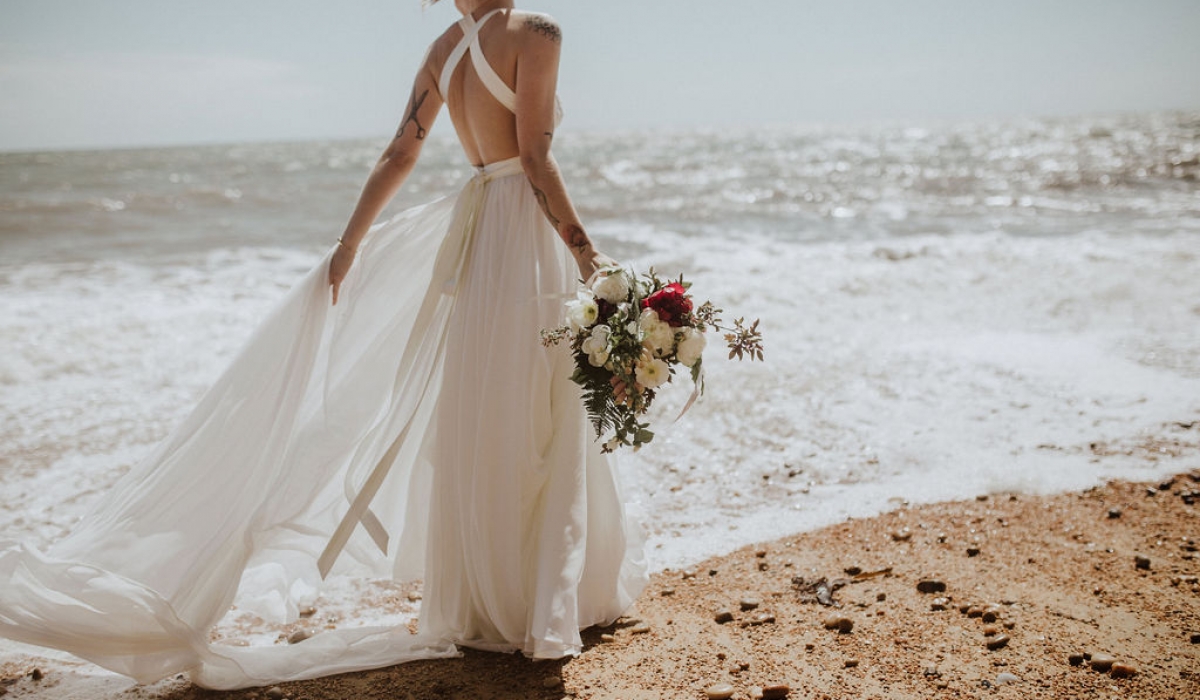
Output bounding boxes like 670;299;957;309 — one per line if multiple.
329;244;356;306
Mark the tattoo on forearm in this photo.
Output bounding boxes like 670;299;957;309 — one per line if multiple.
565;224;590;254
524;16;562;43
530;183;561;229
398;88;429;140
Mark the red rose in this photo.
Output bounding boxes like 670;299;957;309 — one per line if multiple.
642;282;693;327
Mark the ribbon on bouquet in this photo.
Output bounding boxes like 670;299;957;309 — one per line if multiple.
317;163;516;579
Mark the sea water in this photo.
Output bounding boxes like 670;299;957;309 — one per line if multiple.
1;113;1199;681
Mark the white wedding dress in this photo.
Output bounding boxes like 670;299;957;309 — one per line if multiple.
0;9;645;690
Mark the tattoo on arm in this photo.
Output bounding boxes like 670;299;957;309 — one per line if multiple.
565;224;590;255
397;88;429;140
530;183;561;229
524;15;562;43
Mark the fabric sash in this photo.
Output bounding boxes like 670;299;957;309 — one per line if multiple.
317;157;525;578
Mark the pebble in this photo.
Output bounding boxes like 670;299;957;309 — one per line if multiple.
740;598;761;611
916;579;946;594
286;629;312;645
891;529;913;542
1134;554;1151;570
985;634;1010;650
966;547;981;557
30;669;43;681
705;683;735;700
682;569;697;580
755;549;768;558
745;612;776;626
876;592;887;602
923;665;941;677
1068;652;1085;666
629;623;651;635
748;687;764;700
844;566;863;576
298;605;317;617
265;688;285;700
1089;653;1116;672
844;658;860;668
406;591;422;602
1107;508;1122;519
823;615;854;633
982;606;1002;623
542;675;562;689
1110;663;1138;678
661;587;676;596
600;634;616;643
1191;632;1200;644
762;684;791;699
995;672;1020;685
982;625;1000;636
714;609;735;624
930;597;949;611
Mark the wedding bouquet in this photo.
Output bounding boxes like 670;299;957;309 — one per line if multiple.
542;267;763;452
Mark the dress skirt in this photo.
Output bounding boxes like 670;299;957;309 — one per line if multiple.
0;157;646;689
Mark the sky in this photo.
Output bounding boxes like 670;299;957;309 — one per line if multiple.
2;0;1199;151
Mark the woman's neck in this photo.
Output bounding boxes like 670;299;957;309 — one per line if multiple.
462;0;514;20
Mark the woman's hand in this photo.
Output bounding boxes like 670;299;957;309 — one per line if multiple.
575;249;618;286
329;244;356;306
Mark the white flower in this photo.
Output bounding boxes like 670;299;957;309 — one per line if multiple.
634;355;670;389
638;308;675;356
565;290;599;329
675;326;707;367
581;325;611;367
591;269;631;304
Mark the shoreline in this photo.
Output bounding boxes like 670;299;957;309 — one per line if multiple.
3;471;1197;699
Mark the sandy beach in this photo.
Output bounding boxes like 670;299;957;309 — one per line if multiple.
3;468;1196;700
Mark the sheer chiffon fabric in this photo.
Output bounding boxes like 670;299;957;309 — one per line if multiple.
0;158;646;689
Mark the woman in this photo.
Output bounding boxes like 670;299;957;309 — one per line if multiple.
0;0;645;689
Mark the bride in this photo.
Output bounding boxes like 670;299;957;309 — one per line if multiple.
0;0;646;690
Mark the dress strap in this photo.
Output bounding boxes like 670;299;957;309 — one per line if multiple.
437;9;515;114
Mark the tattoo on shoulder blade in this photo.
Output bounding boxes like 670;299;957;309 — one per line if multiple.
398;88;429;140
524;15;562;43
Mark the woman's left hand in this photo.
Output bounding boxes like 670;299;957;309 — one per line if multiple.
329;245;356;305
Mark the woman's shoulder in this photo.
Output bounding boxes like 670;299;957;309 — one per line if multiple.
509;10;562;44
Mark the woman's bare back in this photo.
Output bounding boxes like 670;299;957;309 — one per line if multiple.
425;9;559;167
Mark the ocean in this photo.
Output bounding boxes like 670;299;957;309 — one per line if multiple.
1;113;1199;682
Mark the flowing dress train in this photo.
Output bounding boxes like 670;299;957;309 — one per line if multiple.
0;9;646;690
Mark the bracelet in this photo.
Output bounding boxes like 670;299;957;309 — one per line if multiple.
336;237;353;250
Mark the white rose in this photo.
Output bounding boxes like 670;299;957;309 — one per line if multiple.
675;326;707;367
581;325;611;367
634;355;671;389
565;290;599;329
638;308;675;356
591;269;631;304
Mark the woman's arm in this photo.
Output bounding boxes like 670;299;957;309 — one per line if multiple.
329;58;444;305
514;14;614;282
